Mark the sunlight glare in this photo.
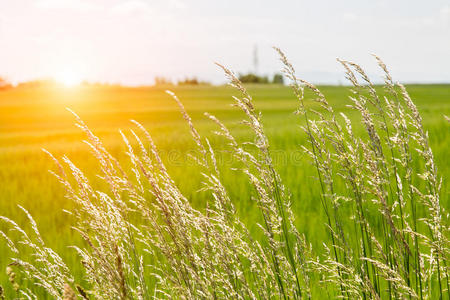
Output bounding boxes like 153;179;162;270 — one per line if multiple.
54;69;84;87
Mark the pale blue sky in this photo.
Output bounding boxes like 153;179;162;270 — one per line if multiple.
0;0;449;85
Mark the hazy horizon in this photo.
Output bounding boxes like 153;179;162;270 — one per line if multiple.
1;0;449;86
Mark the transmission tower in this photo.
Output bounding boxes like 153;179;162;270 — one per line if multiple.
253;45;259;75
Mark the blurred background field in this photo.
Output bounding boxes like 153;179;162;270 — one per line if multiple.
0;83;449;291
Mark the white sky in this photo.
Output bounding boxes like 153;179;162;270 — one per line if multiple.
0;0;449;85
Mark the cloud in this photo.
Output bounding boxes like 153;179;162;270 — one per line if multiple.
440;5;450;24
342;12;357;22
35;0;101;11
169;0;186;10
416;5;450;27
441;5;450;16
110;0;153;16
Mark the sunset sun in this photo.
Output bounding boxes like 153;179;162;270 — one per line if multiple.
50;57;87;88
54;69;84;87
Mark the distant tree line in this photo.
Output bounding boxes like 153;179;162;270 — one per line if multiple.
0;77;12;90
154;76;211;86
0;74;285;90
177;77;210;86
154;73;285;86
238;73;284;84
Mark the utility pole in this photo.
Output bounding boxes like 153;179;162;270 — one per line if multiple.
253;45;259;75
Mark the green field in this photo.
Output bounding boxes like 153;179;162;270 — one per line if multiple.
0;83;449;296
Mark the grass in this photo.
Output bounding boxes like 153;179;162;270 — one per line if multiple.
0;57;449;298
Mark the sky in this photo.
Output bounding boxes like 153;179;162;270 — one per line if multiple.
0;0;449;85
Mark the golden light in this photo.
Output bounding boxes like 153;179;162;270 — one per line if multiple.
49;52;88;88
54;69;84;87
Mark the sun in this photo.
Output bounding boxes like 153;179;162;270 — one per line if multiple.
54;69;84;87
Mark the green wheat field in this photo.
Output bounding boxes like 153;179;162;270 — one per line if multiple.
0;82;449;298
